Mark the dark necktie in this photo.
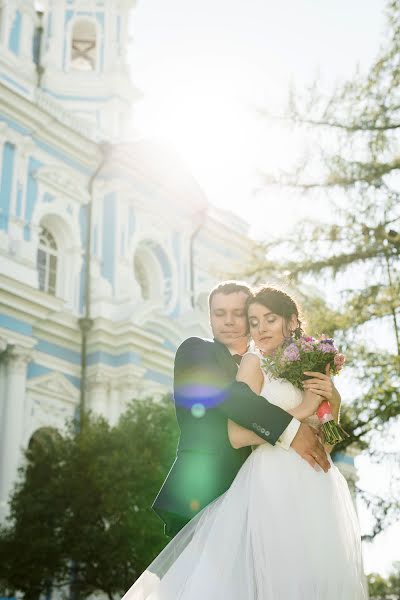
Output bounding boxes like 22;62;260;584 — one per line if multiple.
232;354;243;365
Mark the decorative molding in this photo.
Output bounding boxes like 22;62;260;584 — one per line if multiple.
35;89;101;143
4;345;33;371
35;166;89;204
27;370;79;403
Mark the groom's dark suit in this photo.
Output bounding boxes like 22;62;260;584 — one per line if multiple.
152;336;293;537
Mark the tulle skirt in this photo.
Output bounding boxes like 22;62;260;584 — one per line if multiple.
122;445;367;599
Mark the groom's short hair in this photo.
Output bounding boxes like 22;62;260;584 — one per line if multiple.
208;280;252;310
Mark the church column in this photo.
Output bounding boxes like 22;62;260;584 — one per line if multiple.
0;345;32;518
87;373;110;419
0;337;8;431
109;381;121;427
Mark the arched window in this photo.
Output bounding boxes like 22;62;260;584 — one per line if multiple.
70;19;97;71
37;226;58;295
134;253;151;301
133;241;174;308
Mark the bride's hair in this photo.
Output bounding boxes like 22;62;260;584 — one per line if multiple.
246;286;304;339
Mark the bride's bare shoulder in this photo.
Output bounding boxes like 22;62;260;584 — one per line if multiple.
237;353;263;393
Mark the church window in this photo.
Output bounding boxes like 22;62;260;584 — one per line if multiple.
70;19;97;71
37;226;58;295
134;253;151;300
8;9;22;55
133;241;175;309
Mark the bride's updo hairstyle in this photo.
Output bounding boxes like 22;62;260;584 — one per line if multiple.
246;286;304;339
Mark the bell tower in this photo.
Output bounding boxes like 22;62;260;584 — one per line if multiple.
39;0;140;140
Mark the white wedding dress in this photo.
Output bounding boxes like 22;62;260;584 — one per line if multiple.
122;357;367;599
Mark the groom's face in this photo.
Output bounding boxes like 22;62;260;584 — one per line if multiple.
209;291;249;352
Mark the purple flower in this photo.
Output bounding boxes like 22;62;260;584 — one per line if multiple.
318;342;337;354
283;343;301;362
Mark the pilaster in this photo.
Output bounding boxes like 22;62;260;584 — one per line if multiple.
86;371;110;419
0;344;32;518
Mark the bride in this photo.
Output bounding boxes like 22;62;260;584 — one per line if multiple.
122;286;367;599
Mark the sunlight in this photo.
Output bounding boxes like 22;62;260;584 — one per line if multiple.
133;56;310;230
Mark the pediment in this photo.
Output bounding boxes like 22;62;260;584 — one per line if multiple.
27;371;79;403
36;167;89;203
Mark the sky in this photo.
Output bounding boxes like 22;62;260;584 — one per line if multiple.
130;0;387;239
128;0;400;577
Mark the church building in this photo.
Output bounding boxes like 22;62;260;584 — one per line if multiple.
0;0;253;517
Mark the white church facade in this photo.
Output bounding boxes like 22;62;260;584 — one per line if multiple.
0;0;254;517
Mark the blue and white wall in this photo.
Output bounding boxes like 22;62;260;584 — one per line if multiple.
0;77;254;517
0;0;38;99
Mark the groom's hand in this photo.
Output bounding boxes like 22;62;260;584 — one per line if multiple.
290;423;330;472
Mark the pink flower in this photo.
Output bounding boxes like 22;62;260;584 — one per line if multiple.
300;339;315;352
334;353;346;369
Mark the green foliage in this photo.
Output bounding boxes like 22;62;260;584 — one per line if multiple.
0;396;179;600
368;562;400;599
247;0;400;539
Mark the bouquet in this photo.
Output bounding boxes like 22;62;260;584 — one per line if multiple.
262;335;348;444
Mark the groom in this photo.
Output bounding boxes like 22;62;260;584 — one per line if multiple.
152;281;330;537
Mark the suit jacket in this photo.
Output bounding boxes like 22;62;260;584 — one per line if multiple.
152;336;293;533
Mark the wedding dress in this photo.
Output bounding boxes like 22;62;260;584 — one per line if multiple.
122;354;367;599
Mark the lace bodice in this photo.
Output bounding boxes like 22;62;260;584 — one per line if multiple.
243;350;320;429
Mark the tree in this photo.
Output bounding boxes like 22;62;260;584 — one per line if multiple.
0;429;67;600
245;0;400;537
0;396;178;600
368;562;400;599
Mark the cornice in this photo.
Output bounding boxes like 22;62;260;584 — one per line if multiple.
0;83;101;171
0;273;65;321
199;216;255;256
87;317;174;374
0;326;37;350
32;350;81;378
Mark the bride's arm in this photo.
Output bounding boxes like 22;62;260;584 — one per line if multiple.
303;369;342;454
228;354;266;449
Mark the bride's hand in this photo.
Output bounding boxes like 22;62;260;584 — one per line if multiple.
300;389;323;419
289;389;323;421
303;364;334;402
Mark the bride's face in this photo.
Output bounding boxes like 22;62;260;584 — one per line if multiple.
248;302;297;355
